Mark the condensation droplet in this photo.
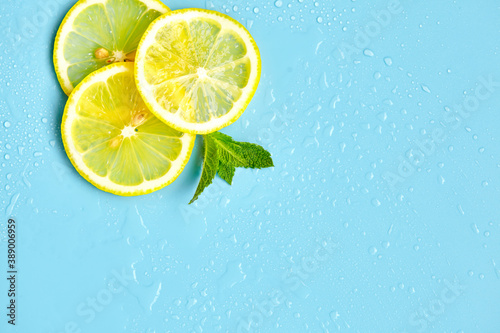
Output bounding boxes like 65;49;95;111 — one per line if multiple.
364;49;374;57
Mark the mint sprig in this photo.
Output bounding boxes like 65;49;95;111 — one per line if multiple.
189;132;274;204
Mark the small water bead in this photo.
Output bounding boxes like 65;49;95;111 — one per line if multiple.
253;7;259;13
4;121;11;128
317;17;323;23
384;57;393;66
368;246;378;255
421;85;431;93
274;0;282;7
363;49;374;57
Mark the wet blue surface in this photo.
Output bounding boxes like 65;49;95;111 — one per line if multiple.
1;0;500;332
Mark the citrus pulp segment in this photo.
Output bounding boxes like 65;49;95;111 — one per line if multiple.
61;62;195;196
54;0;169;95
135;8;261;134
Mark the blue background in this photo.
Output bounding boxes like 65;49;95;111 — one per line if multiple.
1;0;499;332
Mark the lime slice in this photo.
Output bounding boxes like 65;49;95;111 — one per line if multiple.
61;62;195;196
54;0;169;95
135;8;261;134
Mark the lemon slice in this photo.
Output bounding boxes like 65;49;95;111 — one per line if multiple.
135;9;261;134
54;0;169;95
61;62;195;196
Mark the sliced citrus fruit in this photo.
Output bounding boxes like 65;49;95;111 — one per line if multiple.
135;8;261;134
61;62;195;196
54;0;169;95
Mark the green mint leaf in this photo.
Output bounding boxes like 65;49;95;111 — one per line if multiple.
188;135;218;204
210;131;274;169
189;131;274;204
217;160;235;185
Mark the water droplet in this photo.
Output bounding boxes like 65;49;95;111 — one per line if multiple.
363;49;374;57
4;121;11;128
384;57;393;66
368;246;378;255
421;84;431;93
329;311;339;320
317;17;323;23
274;0;283;7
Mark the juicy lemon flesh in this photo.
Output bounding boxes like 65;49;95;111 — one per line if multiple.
62;0;166;91
143;17;252;125
71;68;185;187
